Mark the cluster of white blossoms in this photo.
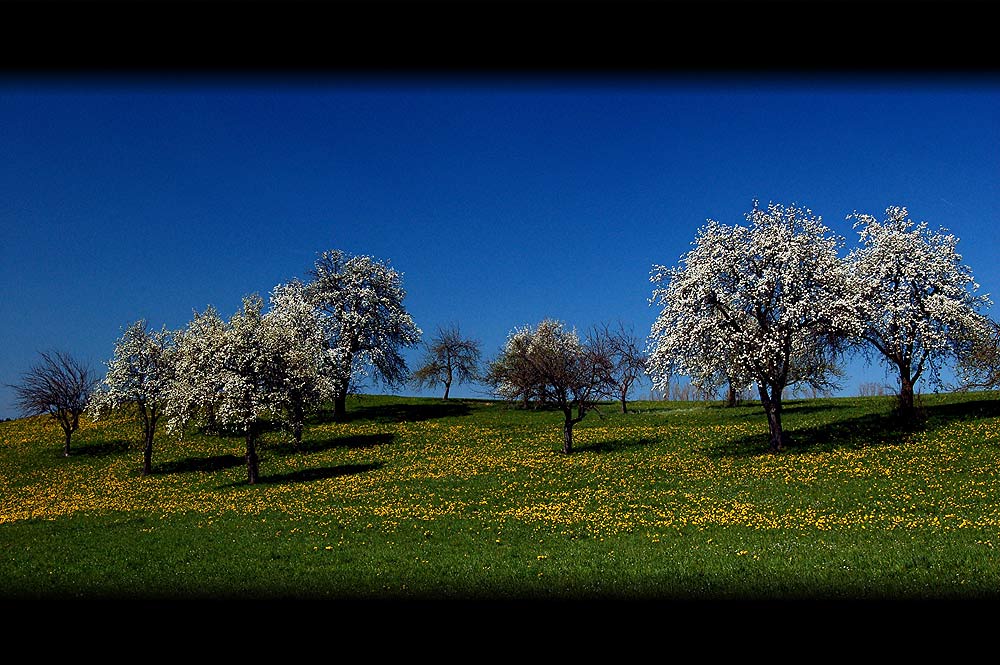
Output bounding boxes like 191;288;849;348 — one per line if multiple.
492;319;587;403
89;249;421;471
648;202;855;400
846;206;992;392
305;250;422;412
163;286;348;439
88;320;175;423
648;201;989;441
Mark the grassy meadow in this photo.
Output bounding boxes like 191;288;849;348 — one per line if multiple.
3;391;1000;602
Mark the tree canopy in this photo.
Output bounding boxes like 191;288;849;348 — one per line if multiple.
88;320;176;475
846;205;991;417
411;324;482;400
306;249;422;420
11;351;97;457
648;201;856;451
487;319;615;453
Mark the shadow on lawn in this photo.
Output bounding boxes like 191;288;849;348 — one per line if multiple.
271;433;395;456
152;454;245;474
71;439;132;457
333;401;473;424
257;462;383;486
707;396;1000;458
575;437;657;454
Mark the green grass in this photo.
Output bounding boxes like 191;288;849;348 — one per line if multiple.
3;391;1000;601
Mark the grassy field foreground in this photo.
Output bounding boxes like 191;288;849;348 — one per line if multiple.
2;392;1000;601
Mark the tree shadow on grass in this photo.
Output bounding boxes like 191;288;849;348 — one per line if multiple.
341;401;472;424
575;438;657;454
71;439;131;457
270;433;395;456
152;454;245;475
221;462;383;488
705;396;1000;459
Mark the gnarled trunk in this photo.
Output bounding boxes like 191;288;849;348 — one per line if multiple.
290;400;305;444
142;423;155;476
898;370;916;422
726;383;739;408
563;419;574;454
141;408;158;476
246;424;260;485
758;384;788;452
62;427;72;457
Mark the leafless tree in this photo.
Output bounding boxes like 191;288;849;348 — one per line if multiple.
411;324;481;400
593;322;647;413
10;351;97;457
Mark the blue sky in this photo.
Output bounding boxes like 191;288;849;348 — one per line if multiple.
2;73;999;418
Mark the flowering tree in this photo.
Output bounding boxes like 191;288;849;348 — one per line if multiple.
486;319;615;454
846;206;991;418
10;351;97;457
266;279;346;443
306;250;422;420
165;286;342;483
411;323;482;399
648;201;856;452
165;304;227;439
88;320;176;475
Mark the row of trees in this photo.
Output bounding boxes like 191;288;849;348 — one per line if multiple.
647;201;993;451
81;250;422;483
11;201;997;474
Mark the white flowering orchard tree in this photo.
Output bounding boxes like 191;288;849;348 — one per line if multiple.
88;320;176;476
164;304;227;439
846;206;991;418
648;201;856;452
165;288;344;484
305;250;422;420
265;279;346;443
486;319;615;454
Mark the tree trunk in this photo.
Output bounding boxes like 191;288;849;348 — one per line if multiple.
142;424;155;476
563;418;574;454
246;425;260;485
291;401;305;444
898;370;916;421
443;381;451;400
726;383;738;408
620;388;628;414
758;384;787;452
333;393;347;422
63;427;72;457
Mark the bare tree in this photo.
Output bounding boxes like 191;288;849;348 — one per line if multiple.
486;319;616;454
10;351;97;457
411;324;481;400
593;322;647;414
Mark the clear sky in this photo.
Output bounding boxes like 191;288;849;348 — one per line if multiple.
2;72;999;419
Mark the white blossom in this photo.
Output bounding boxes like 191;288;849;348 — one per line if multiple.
306;250;422;418
648;201;855;450
846;205;991;410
